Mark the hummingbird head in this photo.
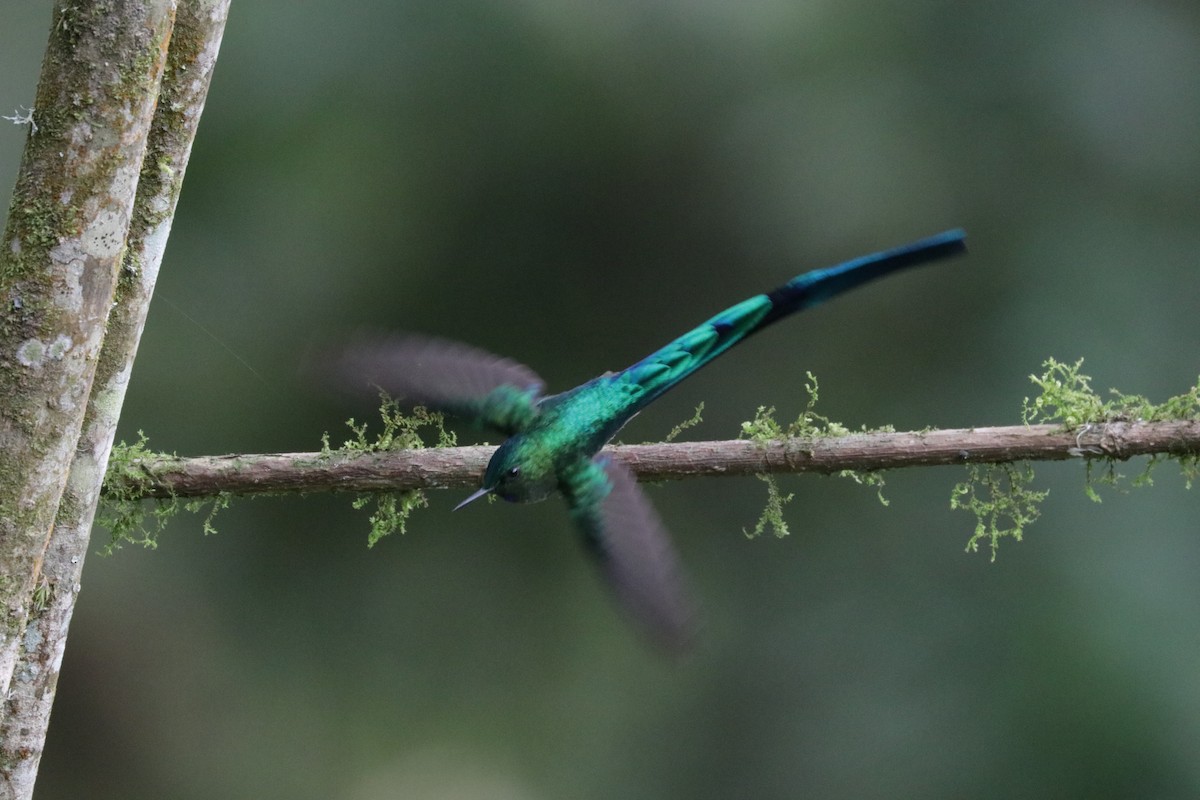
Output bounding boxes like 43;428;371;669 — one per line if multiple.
457;435;557;508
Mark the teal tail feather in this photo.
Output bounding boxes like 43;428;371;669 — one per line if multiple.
618;229;966;411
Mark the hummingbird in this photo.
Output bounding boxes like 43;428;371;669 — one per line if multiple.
331;229;966;652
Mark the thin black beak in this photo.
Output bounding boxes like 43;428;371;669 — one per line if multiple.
453;487;492;511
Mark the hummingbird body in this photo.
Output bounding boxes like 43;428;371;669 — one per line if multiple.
334;229;967;651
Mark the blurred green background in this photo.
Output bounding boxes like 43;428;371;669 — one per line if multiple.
4;1;1200;797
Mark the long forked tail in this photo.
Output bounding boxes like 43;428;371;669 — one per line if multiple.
619;229;967;410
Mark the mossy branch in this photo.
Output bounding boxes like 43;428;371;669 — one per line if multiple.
100;359;1200;558
104;419;1200;499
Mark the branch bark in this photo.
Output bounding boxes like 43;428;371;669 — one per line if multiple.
0;2;229;796
104;420;1200;499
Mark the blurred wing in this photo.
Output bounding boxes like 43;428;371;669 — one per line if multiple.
566;456;697;654
325;334;546;434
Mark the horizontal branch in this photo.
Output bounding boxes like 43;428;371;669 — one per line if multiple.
105;420;1200;500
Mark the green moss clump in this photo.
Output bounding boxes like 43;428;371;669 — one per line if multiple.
1022;358;1200;499
323;396;454;547
954;358;1199;557
951;463;1047;561
1022;357;1200;427
739;373;890;539
743;474;794;539
663;402;705;443
353;491;429;549
99;430;181;553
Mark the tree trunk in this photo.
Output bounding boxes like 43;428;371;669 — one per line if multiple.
0;2;229;796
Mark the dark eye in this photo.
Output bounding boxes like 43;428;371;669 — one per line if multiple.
507;466;521;478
